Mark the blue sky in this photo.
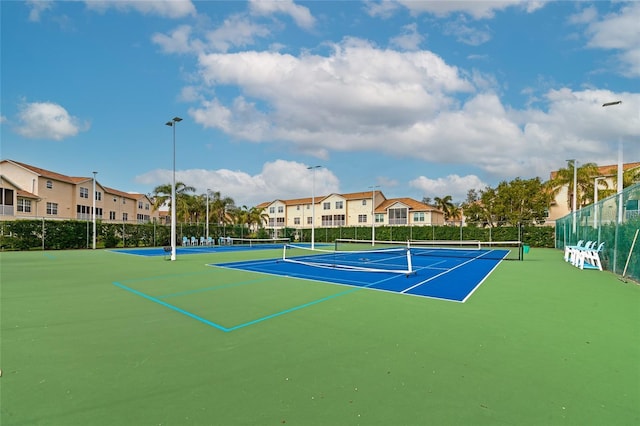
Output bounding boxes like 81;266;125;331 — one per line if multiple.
2;0;639;207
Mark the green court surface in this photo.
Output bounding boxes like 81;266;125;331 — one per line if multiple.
1;247;638;425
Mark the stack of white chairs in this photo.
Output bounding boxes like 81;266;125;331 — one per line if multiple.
574;242;605;271
564;240;584;262
565;240;604;271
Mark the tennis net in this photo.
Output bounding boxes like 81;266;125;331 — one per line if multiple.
282;243;414;274
223;237;290;248
335;239;522;261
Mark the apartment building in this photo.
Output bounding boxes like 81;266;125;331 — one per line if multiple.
257;190;445;234
546;162;640;224
0;159;159;223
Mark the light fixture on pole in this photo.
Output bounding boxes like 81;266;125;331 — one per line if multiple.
369;185;380;246
166;116;183;261
307;165;321;250
92;171;97;250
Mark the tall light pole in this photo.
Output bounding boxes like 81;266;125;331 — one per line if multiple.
92;171;97;249
166;116;182;261
602;100;623;224
369;185;380;246
567;159;578;234
307;165;321;249
206;189;210;241
602;100;623;273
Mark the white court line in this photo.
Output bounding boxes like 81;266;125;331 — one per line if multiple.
401;251;498;294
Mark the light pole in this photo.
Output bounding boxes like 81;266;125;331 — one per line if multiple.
593;177;606;229
369;185;380;246
206;189;210;241
602;101;623;224
92;171;97;249
308;165;321;249
566;159;578;234
166;116;182;261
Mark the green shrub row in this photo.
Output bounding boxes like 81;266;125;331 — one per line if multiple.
0;219;555;251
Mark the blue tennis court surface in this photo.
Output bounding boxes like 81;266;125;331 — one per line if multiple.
211;248;509;302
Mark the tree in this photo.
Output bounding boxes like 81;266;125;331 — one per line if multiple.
433;195;455;220
547;160;601;209
151;182;196;222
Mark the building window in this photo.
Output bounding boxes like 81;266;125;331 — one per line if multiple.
46;180;53;189
307;217;313;225
46;202;58;215
389;208;407;225
414;212;425;222
335;201;343;209
138;201;143;209
269;206;275;214
276;217;285;226
362;199;367;206
110;211;116;220
80;187;89;198
333;214;345;226
1;188;14;206
375;213;384;223
294;217;300;225
321;215;332;226
296;205;300;210
358;214;367;223
323;202;330;210
17;198;32;213
278;206;284;213
122;213;128;221
95;191;102;201
145;203;150;210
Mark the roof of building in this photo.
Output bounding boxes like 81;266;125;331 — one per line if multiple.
549;162;640;179
4;159;91;185
376;197;442;213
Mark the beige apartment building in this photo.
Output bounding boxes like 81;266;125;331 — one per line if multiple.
257;190;446;235
0;160;159;224
546;162;640;224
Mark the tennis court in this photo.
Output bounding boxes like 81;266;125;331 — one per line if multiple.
212;241;513;302
1;246;638;425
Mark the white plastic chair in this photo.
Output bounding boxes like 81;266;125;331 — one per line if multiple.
576;242;605;271
191;236;197;246
569;241;593;265
182;236;189;246
564;240;584;262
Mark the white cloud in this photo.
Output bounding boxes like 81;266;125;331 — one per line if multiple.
574;2;640;77
85;0;196;19
15;101;88;141
390;23;424;51
443;17;492;46
249;0;316;30
409;174;488;203
136;160;340;207
26;0;54;22
184;38;640;184
205;14;271;52
152;25;204;55
396;0;545;20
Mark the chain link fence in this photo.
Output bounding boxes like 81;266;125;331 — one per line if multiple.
555;182;640;282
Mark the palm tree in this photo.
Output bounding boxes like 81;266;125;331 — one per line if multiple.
433;195;455;221
152;182;196;222
548;161;600;209
209;190;235;231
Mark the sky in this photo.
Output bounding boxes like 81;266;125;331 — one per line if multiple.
1;0;639;208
